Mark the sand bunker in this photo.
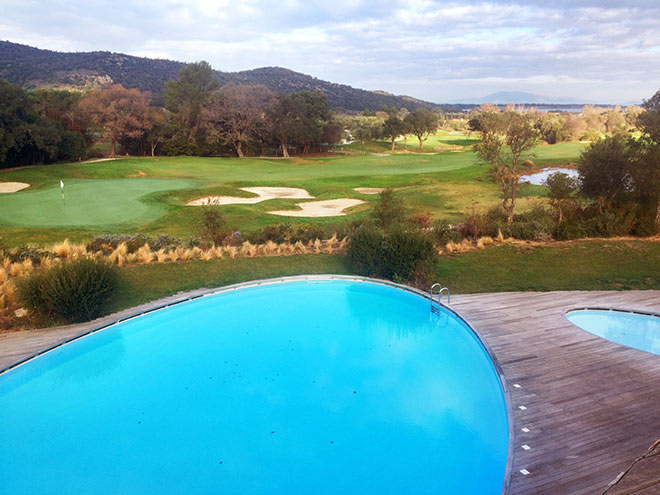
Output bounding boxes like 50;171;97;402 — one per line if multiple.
354;187;385;195
187;187;314;206
268;199;365;217
0;182;29;193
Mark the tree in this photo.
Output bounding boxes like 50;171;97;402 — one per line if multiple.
633;89;660;228
352;119;382;144
291;91;331;155
31;89;84;133
382;109;407;151
403;108;438;150
323;121;345;148
164;61;218;141
545;172;578;223
0;79;85;167
145;107;168;157
473;111;539;223
267;93;297;157
78;84;153;156
638;89;660;145
201;84;274;158
578;134;633;212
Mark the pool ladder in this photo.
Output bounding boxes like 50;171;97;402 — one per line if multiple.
430;283;450;315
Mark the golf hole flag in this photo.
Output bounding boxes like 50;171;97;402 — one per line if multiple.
60;180;64;202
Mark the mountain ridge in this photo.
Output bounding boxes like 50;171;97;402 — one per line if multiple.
0;41;439;111
450;90;590;105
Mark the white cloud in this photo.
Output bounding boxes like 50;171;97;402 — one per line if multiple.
2;0;660;103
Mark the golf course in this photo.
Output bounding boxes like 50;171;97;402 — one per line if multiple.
0;133;586;246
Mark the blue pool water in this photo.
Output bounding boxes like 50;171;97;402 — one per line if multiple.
0;280;509;494
567;309;660;356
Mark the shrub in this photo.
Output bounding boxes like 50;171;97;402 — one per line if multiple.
248;223;332;244
409;212;433;229
17;258;119;323
382;228;437;284
430;219;461;245
199;206;230;246
347;224;385;277
347;225;437;285
457;208;488;239
372;189;407;231
87;234;156;254
248;223;294;244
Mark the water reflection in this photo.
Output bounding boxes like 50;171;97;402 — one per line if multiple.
519;167;578;185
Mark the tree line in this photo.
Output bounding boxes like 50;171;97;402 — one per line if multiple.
465;90;660;234
0;61;351;167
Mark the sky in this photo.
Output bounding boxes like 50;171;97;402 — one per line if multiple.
2;0;660;104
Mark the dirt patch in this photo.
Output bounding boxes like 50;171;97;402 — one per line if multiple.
354;187;385;195
0;182;29;193
268;198;366;217
187;186;314;206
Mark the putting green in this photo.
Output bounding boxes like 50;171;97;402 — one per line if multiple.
0;178;197;228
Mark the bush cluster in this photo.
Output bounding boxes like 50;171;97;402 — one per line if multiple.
0;245;53;265
247;222;338;245
347;224;437;285
86;233;184;254
17;258;119;323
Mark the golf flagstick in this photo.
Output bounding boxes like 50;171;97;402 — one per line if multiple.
60;180;65;204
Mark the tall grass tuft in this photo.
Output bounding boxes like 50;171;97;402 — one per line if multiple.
137;244;154;264
156;248;168;263
52;239;73;259
265;240;278;256
108;242;128;266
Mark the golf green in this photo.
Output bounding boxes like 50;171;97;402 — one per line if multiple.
0;178;197;228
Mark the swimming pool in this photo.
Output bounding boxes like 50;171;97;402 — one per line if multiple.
567;308;660;356
0;278;509;494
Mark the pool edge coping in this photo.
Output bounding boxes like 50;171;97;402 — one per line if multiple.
0;274;515;495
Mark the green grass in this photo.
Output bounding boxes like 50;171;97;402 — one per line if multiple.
108;255;350;313
438;240;660;292
0;137;587;247
0;178;197;228
104;239;660;318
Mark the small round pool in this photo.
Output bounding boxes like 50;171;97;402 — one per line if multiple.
0;278;509;494
567;309;660;356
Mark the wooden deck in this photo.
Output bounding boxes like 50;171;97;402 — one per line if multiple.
451;291;660;494
2;287;660;493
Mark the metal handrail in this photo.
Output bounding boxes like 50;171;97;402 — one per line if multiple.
439;287;451;305
430;283;450;313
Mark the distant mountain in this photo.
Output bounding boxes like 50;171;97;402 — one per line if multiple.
450;91;588;105
0;41;437;112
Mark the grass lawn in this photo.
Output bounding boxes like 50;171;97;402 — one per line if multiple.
0;136;587;247
105;239;660;318
0;178;197;228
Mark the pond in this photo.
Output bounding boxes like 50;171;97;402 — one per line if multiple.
519;167;578;185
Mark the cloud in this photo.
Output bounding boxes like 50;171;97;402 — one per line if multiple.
3;0;660;103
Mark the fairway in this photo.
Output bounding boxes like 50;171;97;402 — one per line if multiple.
0;178;197;228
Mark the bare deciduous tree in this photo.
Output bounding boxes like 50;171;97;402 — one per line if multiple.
201;85;275;158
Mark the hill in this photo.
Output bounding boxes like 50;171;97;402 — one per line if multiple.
450;91;587;105
0;41;437;111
